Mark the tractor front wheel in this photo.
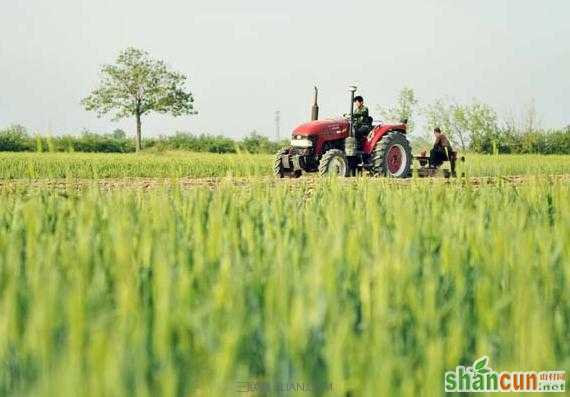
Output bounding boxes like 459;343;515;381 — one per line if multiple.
371;131;412;177
273;148;302;178
319;149;349;177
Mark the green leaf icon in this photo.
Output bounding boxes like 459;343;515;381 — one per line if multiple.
474;356;488;371
478;368;491;374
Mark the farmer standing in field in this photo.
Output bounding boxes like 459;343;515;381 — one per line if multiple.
429;127;454;168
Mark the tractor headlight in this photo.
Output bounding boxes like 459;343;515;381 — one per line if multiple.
291;137;313;148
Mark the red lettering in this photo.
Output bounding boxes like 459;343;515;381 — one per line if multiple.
500;373;511;391
513;373;523;391
526;373;537;390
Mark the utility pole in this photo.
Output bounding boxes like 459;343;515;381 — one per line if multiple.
274;110;280;141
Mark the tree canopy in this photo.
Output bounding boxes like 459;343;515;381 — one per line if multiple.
423;99;498;151
377;87;419;133
82;47;195;151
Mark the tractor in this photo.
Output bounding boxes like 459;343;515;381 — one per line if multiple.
274;86;461;178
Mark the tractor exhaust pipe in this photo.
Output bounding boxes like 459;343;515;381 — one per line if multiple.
311;86;319;121
345;85;358;156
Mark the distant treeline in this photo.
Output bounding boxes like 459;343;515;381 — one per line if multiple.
1;124;569;155
410;127;570;155
0;125;287;154
474;128;570;155
380;87;570;155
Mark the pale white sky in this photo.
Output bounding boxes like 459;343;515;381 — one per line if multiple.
1;0;568;139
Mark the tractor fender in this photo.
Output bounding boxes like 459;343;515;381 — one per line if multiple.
362;125;407;154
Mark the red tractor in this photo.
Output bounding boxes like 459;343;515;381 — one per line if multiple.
274;86;413;178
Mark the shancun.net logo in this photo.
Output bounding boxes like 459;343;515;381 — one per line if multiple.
445;356;566;393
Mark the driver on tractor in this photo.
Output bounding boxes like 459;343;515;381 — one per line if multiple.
352;96;373;140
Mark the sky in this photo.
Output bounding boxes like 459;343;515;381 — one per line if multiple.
1;0;569;139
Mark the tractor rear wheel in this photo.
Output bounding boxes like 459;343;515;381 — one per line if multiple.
273;148;301;178
319;149;349;177
371;131;412;178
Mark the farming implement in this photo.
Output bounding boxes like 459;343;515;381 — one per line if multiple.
274;86;462;178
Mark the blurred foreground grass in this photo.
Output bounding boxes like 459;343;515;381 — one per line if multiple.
0;178;568;396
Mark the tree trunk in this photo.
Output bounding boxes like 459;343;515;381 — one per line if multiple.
135;112;142;152
454;126;466;151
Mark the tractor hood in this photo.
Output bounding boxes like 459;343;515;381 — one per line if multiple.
292;118;349;136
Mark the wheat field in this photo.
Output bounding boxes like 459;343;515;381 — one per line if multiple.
0;152;568;179
0;174;568;396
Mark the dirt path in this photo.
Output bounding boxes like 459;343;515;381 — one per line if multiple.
0;174;568;191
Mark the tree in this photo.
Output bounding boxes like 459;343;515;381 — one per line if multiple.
82;48;195;151
423;98;456;145
239;130;274;153
462;102;498;152
423;98;498;151
0;124;31;152
521;99;542;134
377;87;418;132
112;129;127;140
